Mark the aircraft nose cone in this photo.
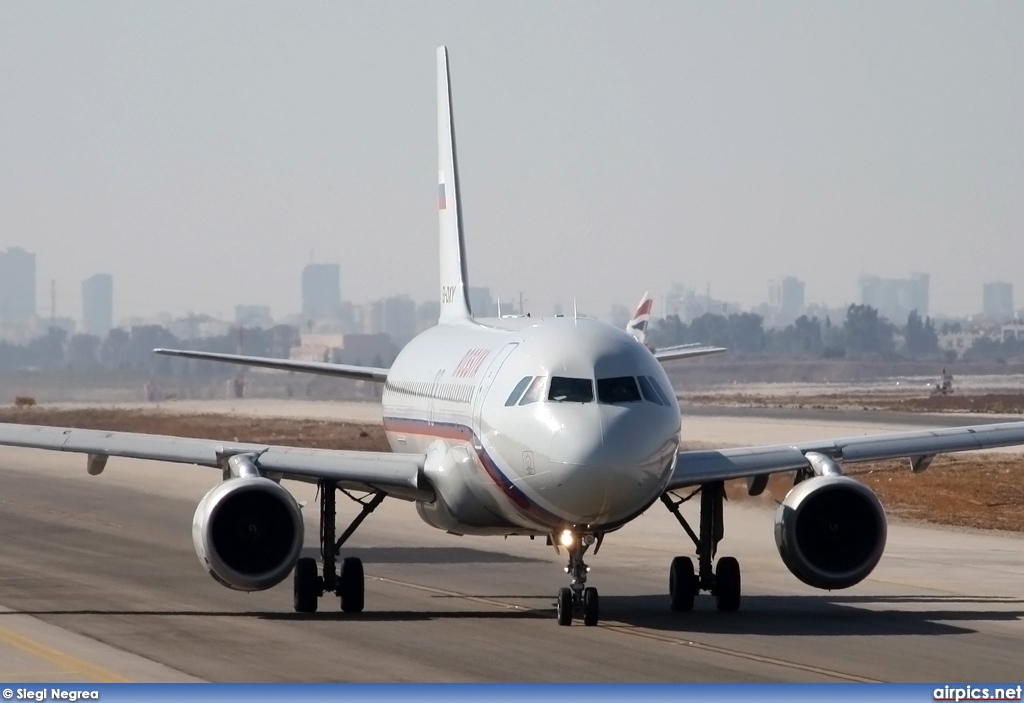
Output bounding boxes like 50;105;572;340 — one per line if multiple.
544;407;676;524
548;417;604;466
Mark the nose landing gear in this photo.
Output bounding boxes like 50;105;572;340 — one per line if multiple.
554;532;600;626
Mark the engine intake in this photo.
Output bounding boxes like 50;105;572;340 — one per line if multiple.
774;475;887;590
192;477;303;591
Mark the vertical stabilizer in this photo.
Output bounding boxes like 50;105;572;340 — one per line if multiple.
437;46;473;323
627;292;654;343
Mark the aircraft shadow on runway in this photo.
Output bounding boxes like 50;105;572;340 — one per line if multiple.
299;546;546;564
596;593;1024;637
5;593;1020;632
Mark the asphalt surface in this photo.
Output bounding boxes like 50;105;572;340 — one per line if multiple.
0;406;1022;682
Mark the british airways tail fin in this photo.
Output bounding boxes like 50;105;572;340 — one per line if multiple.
437;46;473;323
627;292;654;343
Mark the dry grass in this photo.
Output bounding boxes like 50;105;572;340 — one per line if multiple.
2;406;1023;533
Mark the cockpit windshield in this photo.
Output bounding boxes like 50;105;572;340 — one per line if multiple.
548;376;594;403
510;374;668;407
597;376;642;404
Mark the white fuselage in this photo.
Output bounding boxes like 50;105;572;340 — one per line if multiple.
381;315;682;536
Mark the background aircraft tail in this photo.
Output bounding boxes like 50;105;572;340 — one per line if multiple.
627;292;654;343
437;46;473;323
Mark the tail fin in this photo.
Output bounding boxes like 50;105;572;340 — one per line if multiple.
437;46;473;323
626;291;654;343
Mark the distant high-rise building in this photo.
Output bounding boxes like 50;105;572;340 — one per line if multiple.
859;272;929;323
982;282;1014;322
609;303;630;329
468;286;496;317
780;277;805;322
0;247;36;324
301;264;340;320
416;300;440;332
81;273;113;337
234;304;273;328
369;295;417;347
768;276;805;326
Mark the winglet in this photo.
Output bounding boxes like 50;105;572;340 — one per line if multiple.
627;291;654;343
437;46;473;323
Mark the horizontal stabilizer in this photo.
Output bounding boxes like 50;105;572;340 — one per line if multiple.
153;349;388;383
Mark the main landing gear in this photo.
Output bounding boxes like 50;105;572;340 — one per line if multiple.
293;480;385;614
660;481;741;613
555;532;600;627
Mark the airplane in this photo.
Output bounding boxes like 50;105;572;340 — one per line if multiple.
626;291;726;360
3;46;1024;627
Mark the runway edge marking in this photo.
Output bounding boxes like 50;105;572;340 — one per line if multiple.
0;624;130;683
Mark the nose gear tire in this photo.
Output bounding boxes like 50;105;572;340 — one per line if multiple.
556;587;573;626
583;586;600;626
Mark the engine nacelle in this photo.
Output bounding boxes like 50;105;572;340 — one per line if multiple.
774;475;887;590
192;477;303;591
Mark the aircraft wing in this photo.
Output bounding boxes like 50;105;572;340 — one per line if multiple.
668;420;1024;490
153;348;389;383
654;344;728;362
0;423;431;501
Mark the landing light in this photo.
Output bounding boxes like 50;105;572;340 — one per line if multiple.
559;530;575;547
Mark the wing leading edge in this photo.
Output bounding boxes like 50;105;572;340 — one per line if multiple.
0;423;432;501
669;420;1024;490
654;344;728;362
153;348;389;383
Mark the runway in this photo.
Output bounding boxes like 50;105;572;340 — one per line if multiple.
0;403;1022;681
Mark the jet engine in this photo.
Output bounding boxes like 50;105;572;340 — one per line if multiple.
774;475;887;590
192;477;304;591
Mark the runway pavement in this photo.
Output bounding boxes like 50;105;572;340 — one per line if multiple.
0;402;1022;682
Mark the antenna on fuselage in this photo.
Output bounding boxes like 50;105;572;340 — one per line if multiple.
573;297;578;323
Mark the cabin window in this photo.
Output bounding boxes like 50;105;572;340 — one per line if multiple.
597;376;641;404
519;376;547;405
548;376;594;403
636;375;663;405
505;376;534;406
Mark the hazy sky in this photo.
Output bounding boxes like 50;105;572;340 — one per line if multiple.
1;2;1021;323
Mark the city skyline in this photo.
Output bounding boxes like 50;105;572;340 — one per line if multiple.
3;243;1023;334
1;4;1021;321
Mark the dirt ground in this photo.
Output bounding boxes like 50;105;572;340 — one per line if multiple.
684;391;1024;415
1;406;1023;534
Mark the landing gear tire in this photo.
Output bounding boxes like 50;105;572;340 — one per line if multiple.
582;586;600;626
714;556;741;613
293;557;320;613
669;556;696;612
338;557;365;613
556;587;573;626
